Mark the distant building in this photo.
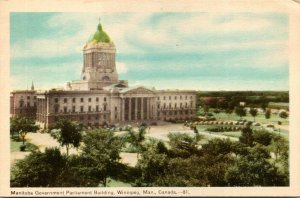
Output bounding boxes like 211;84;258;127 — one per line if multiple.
10;82;37;119
11;22;197;128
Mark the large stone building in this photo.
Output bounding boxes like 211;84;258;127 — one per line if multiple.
11;22;197;129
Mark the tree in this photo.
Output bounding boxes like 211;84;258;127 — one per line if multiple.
225;145;287;186
234;106;246;119
11;147;66;187
81;129;122;187
126;127;147;159
253;130;273;146
265;109;271;119
249;108;258;122
279;111;288;119
136;139;169;186
239;126;254;147
10;117;39;144
167;133;202;158
53;119;82;156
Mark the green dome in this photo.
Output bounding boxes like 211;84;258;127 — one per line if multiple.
88;23;111;43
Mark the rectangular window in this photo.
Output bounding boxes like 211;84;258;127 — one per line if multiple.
115;114;117;119
169;96;171;100
72;98;76;103
115;106;117;111
104;104;107;111
96;97;99;102
169;103;172;108
175;96;177;100
104;115;106;119
64;106;67;113
164;96;166;100
55;98;58;103
64;98;67;103
175;103;177;108
72;106;76;112
185;96;187;100
96;105;99;112
27;102;30;107
158;104;160;109
80;106;83;112
34;102;37;107
34;96;37;100
27;96;30;100
80;98;84;102
158;97;160;100
55;106;59;113
180;96;182;100
104;97;107;102
88;106;91;112
88;98;91;102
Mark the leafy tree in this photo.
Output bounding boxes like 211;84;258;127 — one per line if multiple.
239;126;254;147
10;117;39;144
234;106;246;119
81;129;122;187
11;148;66;187
249;108;258;122
265;109;271;119
279;111;288;119
53;119;82;156
167;133;202;158
253;130;273;146
56;155;104;187
225;145;287;186
135;139;169;186
126;127;147;159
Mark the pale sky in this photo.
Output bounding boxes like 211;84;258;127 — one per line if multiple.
10;12;288;91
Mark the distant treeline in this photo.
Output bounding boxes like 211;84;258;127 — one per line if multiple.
196;91;289;109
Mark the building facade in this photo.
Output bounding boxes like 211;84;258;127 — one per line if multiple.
11;22;197;129
10;83;37;119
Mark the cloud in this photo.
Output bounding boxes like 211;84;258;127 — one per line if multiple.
116;62;128;74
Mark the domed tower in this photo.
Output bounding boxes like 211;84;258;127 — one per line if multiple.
82;22;119;89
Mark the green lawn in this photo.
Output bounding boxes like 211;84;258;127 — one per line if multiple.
11;139;23;152
216;112;289;125
106;178;132;187
10;138;39;152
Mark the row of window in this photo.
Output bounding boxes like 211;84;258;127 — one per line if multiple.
55;97;107;103
54;114;108;122
158;102;193;109
55;105;117;113
19;101;37;108
160;110;193;116
20;96;37;100
158;95;194;100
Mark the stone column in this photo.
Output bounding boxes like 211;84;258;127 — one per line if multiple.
147;98;150;120
128;98;132;121
135;98;138;121
121;98;125;121
141;97;144;121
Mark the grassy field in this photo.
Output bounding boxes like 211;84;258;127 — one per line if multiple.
11;138;39;152
106;178;132;187
216;112;289;125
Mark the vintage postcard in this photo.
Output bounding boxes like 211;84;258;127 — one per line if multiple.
1;0;300;197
